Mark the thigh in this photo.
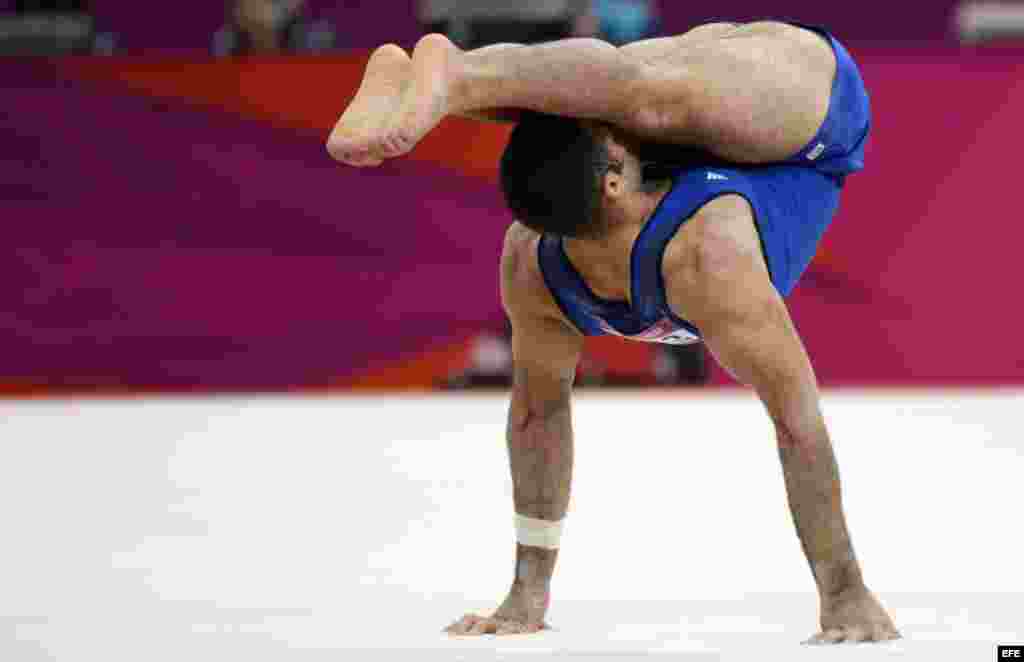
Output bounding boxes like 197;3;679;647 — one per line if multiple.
631;22;837;163
620;22;740;63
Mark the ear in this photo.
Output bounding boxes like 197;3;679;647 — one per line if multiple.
601;131;631;199
603;161;626;199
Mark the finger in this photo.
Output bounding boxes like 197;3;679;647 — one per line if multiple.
864;624;888;643
874;625;902;642
469;618;498;635
496;621;528;635
443;621;466;635
803;628;846;645
496;620;544;635
444;614;480;635
844;626;871;643
802;631;826;646
822;628;848;644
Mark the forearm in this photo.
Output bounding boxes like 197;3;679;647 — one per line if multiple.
505;386;574;590
677;240;878;621
727;330;865;600
769;388;865;600
451;39;641;126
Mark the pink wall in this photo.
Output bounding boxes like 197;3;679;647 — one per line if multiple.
4;45;1023;392
764;47;1024;384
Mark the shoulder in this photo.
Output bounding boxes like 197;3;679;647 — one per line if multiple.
661;193;775;324
500;222;537;281
500;222;576;328
500;222;542;303
662;193;763;283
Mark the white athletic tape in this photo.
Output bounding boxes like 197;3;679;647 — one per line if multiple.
515;514;565;550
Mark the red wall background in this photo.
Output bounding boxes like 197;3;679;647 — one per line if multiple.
3;46;1023;394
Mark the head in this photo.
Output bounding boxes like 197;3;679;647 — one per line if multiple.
500;113;660;239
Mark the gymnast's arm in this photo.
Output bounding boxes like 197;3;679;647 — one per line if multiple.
663;196;867;600
446;225;580;635
497;225;582;612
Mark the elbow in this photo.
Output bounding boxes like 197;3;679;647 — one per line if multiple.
510;386;572;435
511;400;569;435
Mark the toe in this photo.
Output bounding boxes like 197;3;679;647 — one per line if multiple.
394;127;417;156
380;122;415;158
371;43;410;65
377;133;401;159
326;140;350;164
372;137;395;162
351;155;381;168
348;147;383;167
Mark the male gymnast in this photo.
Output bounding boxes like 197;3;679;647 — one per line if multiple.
328;21;900;645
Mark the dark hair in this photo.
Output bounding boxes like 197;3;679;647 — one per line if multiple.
499;113;614;239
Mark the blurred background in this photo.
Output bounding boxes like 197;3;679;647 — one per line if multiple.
3;0;1024;395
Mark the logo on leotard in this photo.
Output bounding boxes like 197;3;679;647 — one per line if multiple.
807;142;826;161
599;318;701;346
706;172;729;181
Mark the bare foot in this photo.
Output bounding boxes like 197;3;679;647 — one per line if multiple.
804;587;902;645
445;584;550;637
327;44;411;167
376;33;461;160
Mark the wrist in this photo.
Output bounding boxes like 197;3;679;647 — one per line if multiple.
814;557;866;602
513;544;558;589
511;576;552;593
